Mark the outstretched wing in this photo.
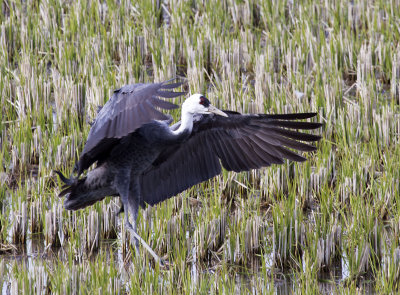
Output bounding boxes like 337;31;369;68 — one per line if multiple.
76;79;186;174
140;112;322;206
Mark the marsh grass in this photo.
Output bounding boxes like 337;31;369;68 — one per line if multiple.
1;0;400;293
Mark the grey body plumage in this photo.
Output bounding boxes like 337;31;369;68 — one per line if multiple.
55;78;322;264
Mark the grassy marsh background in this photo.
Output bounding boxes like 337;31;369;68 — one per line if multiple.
1;0;400;293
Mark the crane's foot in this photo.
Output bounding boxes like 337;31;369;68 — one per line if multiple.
124;220;165;266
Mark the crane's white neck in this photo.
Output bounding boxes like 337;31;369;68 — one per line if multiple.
171;110;193;136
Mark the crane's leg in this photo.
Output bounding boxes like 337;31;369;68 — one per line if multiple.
125;199;163;264
124;199;139;252
117;175;163;265
113;169;138;251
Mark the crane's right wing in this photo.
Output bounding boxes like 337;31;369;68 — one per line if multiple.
140;111;322;206
75;79;186;174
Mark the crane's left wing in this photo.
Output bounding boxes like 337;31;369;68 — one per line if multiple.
140;111;322;206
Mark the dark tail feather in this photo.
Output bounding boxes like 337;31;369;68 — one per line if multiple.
55;169;115;210
54;170;80;198
54;170;75;186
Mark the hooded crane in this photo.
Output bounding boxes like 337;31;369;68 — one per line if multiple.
56;78;322;264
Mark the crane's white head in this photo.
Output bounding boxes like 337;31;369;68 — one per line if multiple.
182;94;228;117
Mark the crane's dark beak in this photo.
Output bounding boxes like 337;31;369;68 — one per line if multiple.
208;105;228;117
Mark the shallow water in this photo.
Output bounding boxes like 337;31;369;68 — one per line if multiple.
0;234;377;295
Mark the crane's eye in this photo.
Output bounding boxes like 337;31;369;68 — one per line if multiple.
199;96;210;107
